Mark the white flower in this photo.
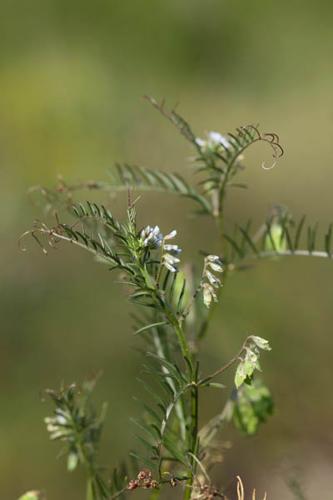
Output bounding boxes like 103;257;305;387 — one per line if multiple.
163;253;180;273
195;137;206;148
164;244;182;254
208;131;230;150
208;261;223;272
55;414;67;425
140;225;163;249
162;231;181;272
206;270;221;287
206;254;222;262
206;254;223;273
196;131;230;153
164;253;180;264
202;282;218;308
164;229;177;240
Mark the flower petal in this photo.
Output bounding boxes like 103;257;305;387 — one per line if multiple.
164;229;177;240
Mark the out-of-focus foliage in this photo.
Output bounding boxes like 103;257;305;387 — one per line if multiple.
234;337;271;389
232;380;274;436
18;492;45;500
44;378;109;498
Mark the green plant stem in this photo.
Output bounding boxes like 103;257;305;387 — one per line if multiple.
185;195;226;499
164;307;191;361
82;448;101;500
198;337;249;386
152;331;187;441
183;382;198;500
69;398;107;500
86;476;94;500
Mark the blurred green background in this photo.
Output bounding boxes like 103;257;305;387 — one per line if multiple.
1;1;333;498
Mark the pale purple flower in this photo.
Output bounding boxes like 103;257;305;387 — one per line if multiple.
140;225;163;249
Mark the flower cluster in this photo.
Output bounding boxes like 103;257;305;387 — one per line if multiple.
140;225;182;273
196;131;230;154
162;229;182;273
140;225;163;249
44;412;68;440
127;469;159;491
201;255;223;308
44;393;84;472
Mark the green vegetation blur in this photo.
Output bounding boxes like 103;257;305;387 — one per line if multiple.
1;1;333;498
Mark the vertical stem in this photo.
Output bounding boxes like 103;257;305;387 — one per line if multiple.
215;203;225;252
183;375;199;500
86;476;94;500
153;330;187;441
182;186;226;500
182;185;227;500
164;308;191;361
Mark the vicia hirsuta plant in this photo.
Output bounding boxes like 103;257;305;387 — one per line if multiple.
21;97;332;500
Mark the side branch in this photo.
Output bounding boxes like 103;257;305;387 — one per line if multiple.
198;337;250;386
228;249;333;272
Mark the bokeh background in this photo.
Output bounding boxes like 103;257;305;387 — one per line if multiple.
1;1;333;498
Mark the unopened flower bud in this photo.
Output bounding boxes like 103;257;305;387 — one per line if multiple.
151;480;159;489
127;480;139;490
